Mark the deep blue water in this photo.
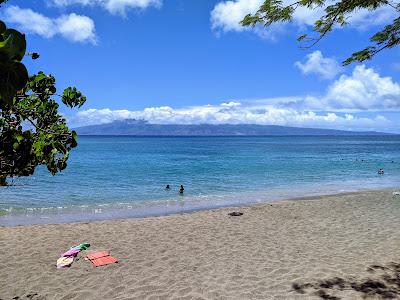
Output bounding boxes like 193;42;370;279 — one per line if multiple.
0;136;399;225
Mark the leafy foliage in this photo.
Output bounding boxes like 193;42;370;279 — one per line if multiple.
0;72;86;183
0;21;28;106
0;16;86;185
241;0;400;65
343;15;400;65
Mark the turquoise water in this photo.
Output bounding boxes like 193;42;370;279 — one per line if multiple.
1;136;399;225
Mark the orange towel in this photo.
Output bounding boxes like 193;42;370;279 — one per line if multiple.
86;251;118;267
87;251;109;260
91;255;118;267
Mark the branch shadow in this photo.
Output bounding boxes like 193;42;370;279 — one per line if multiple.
292;262;400;299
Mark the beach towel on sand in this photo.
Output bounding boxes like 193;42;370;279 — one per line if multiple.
62;248;80;257
57;256;74;269
86;251;118;267
86;251;110;260
57;242;91;269
71;243;90;251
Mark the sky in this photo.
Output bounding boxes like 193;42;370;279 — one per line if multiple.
3;0;400;133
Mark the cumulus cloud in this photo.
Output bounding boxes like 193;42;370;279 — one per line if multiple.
210;0;285;40
3;6;96;44
70;104;391;133
68;65;399;133
210;0;397;38
104;0;162;15
50;0;162;15
276;65;400;111
56;13;96;43
210;0;262;33
324;65;400;111
4;5;55;38
348;5;397;30
295;51;342;80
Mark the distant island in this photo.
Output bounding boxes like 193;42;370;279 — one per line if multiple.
74;119;394;136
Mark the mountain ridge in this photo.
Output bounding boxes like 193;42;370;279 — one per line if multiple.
74;119;395;136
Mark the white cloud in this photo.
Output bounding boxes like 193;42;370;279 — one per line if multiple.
274;65;400;111
3;5;55;38
210;0;262;32
56;13;96;43
50;0;162;15
324;65;400;111
3;6;96;44
210;0;397;38
68;64;399;133
291;3;325;27
70;104;392;133
104;0;162;15
209;0;283;40
348;6;397;30
290;2;396;30
295;51;342;80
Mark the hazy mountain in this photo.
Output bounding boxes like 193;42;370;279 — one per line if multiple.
74;119;394;136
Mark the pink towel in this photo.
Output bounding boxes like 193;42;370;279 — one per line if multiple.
62;248;80;257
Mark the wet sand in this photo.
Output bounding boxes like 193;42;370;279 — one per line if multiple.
1;189;400;299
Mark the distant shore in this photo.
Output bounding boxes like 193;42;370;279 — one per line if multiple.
1;189;400;299
74;120;398;136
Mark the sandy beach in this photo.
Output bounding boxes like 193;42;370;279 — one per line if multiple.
1;189;400;299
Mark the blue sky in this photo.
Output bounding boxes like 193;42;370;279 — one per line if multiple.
3;0;400;132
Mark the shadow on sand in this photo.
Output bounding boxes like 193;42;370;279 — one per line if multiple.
292;262;400;299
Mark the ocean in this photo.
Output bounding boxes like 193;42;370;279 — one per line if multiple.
1;135;399;226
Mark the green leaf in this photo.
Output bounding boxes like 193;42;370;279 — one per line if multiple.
0;60;28;105
0;21;6;34
16;134;24;142
33;72;47;82
10;62;28;90
1;29;26;61
62;87;87;108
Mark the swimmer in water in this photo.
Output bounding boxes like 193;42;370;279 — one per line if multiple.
179;185;184;194
378;168;384;175
165;184;170;190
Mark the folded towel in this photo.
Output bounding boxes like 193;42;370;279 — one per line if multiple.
86;251;118;267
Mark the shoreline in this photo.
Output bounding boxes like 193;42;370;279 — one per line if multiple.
0;188;390;228
1;180;399;227
2;188;400;299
